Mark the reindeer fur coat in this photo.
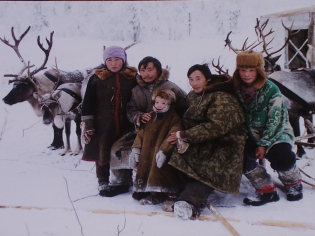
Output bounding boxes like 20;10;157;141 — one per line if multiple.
132;109;185;193
81;66;138;164
126;69;187;126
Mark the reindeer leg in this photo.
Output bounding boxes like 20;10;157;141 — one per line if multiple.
60;117;71;156
48;123;64;150
71;113;83;156
289;112;307;159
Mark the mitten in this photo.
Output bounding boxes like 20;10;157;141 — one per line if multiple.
129;148;141;168
175;131;190;154
80;122;93;145
177;138;190;154
156;150;167;168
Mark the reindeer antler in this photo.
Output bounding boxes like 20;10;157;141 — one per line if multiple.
0;26;32;76
211;57;229;75
30;31;54;76
225;31;262;54
255;18;300;58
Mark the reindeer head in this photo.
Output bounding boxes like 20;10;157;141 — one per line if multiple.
1;26;54;106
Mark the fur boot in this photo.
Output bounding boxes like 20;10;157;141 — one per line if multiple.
277;165;303;201
244;165;279;206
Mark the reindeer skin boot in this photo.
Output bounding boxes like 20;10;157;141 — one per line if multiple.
278;165;303;201
244;165;279;206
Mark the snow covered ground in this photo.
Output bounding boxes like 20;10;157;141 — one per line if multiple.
0;1;315;236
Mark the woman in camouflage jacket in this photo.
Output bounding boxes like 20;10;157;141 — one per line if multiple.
166;64;246;220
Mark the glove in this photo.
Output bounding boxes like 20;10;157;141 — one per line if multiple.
80;122;93;145
129;148;141;168
156;150;167;168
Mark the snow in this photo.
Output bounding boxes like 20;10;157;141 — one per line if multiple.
0;1;315;236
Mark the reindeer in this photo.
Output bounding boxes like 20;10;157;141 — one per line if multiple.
40;83;82;156
225;19;315;159
1;26;87;150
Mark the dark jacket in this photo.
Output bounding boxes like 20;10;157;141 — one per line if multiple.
168;75;246;194
81;66;138;164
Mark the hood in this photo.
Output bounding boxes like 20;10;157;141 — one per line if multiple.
136;68;170;87
93;66;137;80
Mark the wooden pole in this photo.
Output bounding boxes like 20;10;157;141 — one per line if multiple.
207;202;241;236
1;205;315;230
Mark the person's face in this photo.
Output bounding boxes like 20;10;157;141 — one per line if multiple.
139;62;159;83
154;96;167;110
188;70;208;94
106;57;124;73
239;68;258;86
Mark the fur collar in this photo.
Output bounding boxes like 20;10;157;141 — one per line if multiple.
93;66;137;80
136;68;170;87
204;74;235;94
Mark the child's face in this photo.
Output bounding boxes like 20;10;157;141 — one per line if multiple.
154;96;167;110
239;68;257;86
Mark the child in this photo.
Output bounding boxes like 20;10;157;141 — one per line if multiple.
81;46;138;197
232;50;303;206
129;89;185;205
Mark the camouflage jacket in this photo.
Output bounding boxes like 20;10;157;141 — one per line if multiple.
169;75;247;194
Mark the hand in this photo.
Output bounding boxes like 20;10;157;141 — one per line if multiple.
255;146;266;159
129;148;141;168
156;150;167;168
166;132;178;145
141;111;153;123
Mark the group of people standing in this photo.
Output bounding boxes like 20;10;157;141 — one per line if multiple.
80;46;303;220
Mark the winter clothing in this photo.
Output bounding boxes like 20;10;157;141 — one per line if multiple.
285;183;303;201
233;50;266;90
133;107;185;194
233;50;303;204
243;191;280;206
174;200;201;220
236;80;295;151
127;69;187;127
108;69;187;193
103;45;128;65
81;65;138;165
99;184;130;197
169;74;247;195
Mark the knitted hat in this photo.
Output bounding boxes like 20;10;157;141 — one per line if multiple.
233;51;267;89
103;46;128;65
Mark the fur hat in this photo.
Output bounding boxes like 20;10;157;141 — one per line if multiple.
103;46;128;65
151;89;176;106
232;50;267;89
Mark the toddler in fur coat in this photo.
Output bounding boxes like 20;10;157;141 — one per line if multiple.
129;89;186;206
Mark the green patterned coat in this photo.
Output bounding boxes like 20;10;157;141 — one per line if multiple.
168;77;246;194
235;80;295;151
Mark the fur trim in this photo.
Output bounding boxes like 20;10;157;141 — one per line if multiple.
233;51;267;90
204;74;235;94
136;68;170;87
151;89;176;106
93;66;137;80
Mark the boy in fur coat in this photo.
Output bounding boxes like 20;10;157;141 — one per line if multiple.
129;89;185;205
